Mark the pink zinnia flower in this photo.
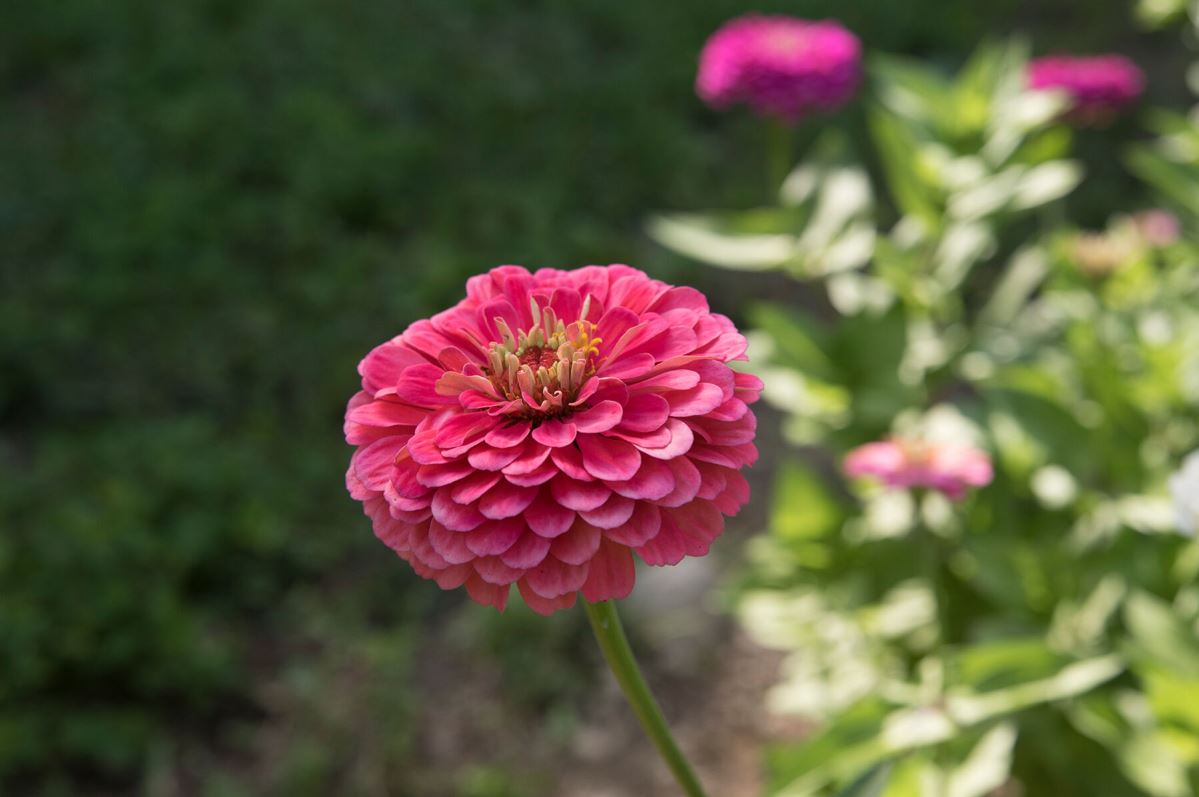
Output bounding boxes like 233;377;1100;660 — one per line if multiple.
1131;209;1181;248
696;15;861;122
1027;54;1144;124
345;266;761;615
844;438;993;501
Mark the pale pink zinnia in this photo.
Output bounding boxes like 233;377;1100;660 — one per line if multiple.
345;266;761;615
1131;209;1181;248
696;15;861;122
1027;54;1144;124
844;438;993;501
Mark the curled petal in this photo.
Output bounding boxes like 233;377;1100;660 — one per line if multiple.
577;434;642;481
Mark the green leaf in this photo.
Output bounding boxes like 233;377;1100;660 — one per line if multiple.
834;762;893;797
1124;590;1199;678
751;304;837;381
946;723;1017;797
947;654;1124;726
646;209;802;270
771;460;846;542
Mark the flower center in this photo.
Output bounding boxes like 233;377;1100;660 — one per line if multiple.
484;296;602;417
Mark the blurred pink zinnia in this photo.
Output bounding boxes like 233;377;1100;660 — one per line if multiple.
844;438;993;501
696;15;861;122
345;266;761;615
1131;209;1181;248
1027;54;1144;124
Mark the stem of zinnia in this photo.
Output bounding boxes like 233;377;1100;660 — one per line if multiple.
582;599;709;797
766;117;793;197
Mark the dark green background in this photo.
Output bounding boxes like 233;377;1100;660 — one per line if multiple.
0;1;1184;794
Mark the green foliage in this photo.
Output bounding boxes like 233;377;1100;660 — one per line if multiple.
657;36;1199;797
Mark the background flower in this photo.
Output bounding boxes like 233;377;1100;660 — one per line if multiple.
696;15;861;122
345;265;760;615
1027;54;1145;123
844;438;994;501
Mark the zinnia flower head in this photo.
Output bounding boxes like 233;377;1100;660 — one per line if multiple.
345;266;761;615
1131;209;1181;248
696;15;861;122
1027;54;1144;124
1071;229;1139;279
844;438;993;501
1169;451;1199;537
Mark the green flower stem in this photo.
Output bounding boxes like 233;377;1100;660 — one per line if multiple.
915;518;951;646
766;117;794;198
582;599;709;797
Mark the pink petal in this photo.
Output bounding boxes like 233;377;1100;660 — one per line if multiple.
502;440;553;475
579;494;636;529
415;460;475;488
518;580;578;616
581;541;636;602
523;557;590;599
352;436;407;491
577;434;642;481
428;520;475;565
713;470;750;515
573;400;623;434
549;521;602;565
464;518;525;557
666;383;726;417
598;352;656;380
405;424;449;465
359;341;428;394
636;419;695;460
605;457;676;501
473;555;523;585
549;287;583;324
437;346;477;372
532;419;578;447
503;459;559;487
658;456;702;507
550;476;612;511
550;444;595;481
448;471;502;505
467;444;524;471
634;521;689;566
595;307;641;353
395;363;456;407
478;481;539;520
526;491;577;538
610;425;672;449
484;421;532;449
649;285;708;314
619;393;670;433
431;489;486;531
347;399;428;429
605;502;661;547
465;575;510;611
694;460;727;499
629;370;701;392
500;532;552;569
665;499;725;545
432;563;472;590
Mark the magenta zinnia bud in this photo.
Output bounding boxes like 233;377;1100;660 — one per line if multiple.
1027;54;1144;124
345;265;760;616
696;15;861;122
844;438;994;501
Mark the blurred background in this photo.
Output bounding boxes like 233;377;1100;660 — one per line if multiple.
2;2;1196;796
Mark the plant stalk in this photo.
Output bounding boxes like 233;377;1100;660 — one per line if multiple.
582;599;709;797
